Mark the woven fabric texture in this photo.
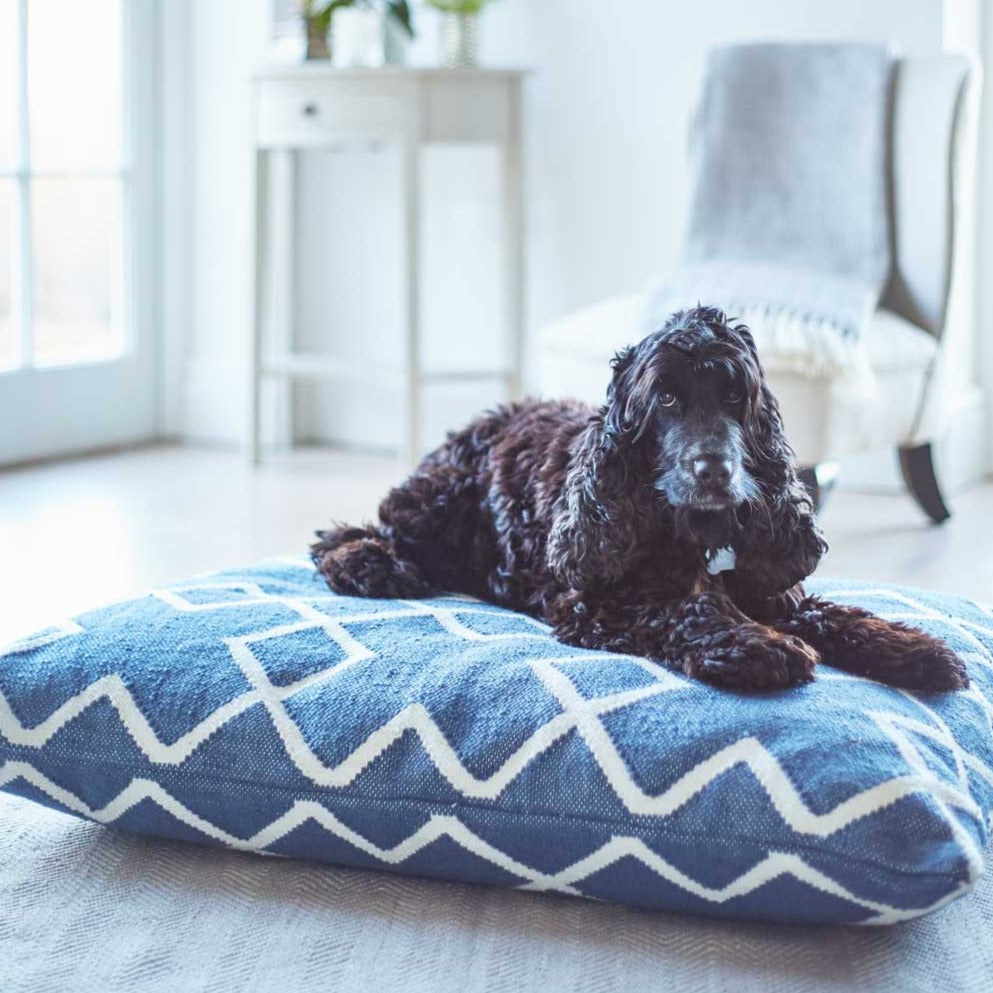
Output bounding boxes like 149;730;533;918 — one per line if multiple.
1;558;991;926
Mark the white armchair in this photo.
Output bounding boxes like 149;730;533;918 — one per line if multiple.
535;54;977;522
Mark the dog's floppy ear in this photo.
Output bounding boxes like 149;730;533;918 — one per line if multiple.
610;344;637;380
732;373;828;595
604;341;659;442
603;345;637;439
546;419;644;588
731;323;771;426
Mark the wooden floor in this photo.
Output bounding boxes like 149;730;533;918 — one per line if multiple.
1;443;991;643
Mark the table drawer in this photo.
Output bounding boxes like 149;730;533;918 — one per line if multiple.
255;79;412;146
425;78;513;143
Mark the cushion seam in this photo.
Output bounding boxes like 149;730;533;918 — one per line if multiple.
2;748;975;885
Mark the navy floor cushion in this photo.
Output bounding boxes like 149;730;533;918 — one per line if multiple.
1;558;991;925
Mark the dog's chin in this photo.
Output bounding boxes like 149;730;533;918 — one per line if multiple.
687;493;737;513
659;481;750;547
658;485;741;514
668;503;738;549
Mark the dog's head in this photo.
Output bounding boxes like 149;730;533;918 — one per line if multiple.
605;306;762;517
547;306;826;595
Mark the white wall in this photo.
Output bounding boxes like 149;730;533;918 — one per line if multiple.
175;0;986;468
181;0;271;443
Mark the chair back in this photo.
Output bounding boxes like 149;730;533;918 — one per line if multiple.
881;54;976;338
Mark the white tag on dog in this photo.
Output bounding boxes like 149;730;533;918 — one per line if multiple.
706;546;737;575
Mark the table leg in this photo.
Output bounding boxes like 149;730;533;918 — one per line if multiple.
248;148;267;466
269;148;296;452
504;77;525;402
402;137;422;469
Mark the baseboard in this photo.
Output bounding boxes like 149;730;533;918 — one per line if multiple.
840;386;991;492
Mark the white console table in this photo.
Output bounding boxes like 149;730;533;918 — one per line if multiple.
249;66;527;465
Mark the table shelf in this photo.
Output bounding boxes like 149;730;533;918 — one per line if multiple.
261;353;514;388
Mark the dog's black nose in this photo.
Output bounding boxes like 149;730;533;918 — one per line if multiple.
693;455;732;487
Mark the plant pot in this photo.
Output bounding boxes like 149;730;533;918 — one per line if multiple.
333;8;385;67
439;11;478;68
304;17;331;60
384;15;411;66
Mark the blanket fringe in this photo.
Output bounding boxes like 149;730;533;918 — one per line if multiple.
729;303;873;385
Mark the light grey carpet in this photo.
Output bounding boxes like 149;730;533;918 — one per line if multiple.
2;792;991;993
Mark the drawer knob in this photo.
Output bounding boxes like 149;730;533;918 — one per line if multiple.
302;103;319;117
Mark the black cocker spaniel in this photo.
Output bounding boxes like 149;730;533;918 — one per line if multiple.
312;306;967;692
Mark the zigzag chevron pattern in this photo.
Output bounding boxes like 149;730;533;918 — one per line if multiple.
1;560;992;926
0;760;969;925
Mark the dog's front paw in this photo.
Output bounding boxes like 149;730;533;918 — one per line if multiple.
782;598;970;692
862;630;969;692
685;629;819;691
913;643;970;692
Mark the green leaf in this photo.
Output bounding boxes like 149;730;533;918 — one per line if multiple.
387;0;415;38
303;0;355;33
425;0;492;13
309;0;417;42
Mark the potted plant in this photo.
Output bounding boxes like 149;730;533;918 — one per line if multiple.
301;0;414;62
426;0;498;68
301;0;337;59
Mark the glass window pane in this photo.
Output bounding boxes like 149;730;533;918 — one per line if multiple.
27;0;122;170
0;180;12;370
0;1;18;169
31;177;122;366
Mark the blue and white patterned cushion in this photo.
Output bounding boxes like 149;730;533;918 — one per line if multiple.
1;558;991;925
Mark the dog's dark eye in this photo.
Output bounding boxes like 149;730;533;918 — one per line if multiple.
659;392;678;408
725;390;743;405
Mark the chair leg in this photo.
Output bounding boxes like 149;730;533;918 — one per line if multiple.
898;442;951;524
798;461;840;514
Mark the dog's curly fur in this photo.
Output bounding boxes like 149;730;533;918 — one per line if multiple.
312;307;967;692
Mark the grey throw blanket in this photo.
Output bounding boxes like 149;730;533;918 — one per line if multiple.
644;43;894;378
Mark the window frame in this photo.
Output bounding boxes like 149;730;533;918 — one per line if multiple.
0;0;160;467
2;0;137;374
